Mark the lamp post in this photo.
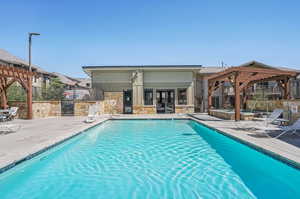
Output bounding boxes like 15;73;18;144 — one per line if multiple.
27;32;40;119
28;32;40;72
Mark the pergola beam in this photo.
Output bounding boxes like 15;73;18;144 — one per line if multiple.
206;66;297;82
207;64;299;121
0;65;35;119
234;73;241;121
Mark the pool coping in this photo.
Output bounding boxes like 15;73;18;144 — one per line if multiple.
1;116;300;174
189;117;300;170
0;119;109;174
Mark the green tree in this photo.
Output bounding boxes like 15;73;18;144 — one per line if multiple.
43;77;65;100
7;82;26;101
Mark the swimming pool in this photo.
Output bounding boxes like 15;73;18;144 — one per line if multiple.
0;119;299;198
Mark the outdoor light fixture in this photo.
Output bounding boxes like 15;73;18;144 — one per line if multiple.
28;32;41;72
29;33;40;36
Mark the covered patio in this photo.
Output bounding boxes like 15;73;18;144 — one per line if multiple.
0;64;35;119
207;61;299;121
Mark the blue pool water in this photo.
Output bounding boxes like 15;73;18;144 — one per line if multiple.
0;120;300;199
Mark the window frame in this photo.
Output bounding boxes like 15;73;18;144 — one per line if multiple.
177;88;187;105
144;88;154;105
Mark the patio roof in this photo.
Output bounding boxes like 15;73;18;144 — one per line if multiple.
0;64;35;119
0;49;54;76
206;61;299;121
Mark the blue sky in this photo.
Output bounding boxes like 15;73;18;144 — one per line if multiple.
1;0;300;77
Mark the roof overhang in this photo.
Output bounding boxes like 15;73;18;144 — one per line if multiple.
82;65;202;76
206;61;299;82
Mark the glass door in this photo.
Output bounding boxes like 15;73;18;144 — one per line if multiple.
156;90;175;113
123;90;132;114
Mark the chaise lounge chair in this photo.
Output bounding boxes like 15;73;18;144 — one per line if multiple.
255;109;284;125
7;107;19;121
273;118;300;138
85;105;97;123
0;107;19;122
235;109;284;131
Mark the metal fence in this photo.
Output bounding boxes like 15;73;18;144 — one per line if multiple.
8;82;103;102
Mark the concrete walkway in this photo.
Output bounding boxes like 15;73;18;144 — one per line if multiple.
0;117;108;170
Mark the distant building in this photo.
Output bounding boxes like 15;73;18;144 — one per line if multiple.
52;72;91;100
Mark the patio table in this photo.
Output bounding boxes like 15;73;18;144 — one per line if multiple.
0;109;10;122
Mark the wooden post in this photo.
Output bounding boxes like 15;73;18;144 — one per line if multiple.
207;81;213;114
284;78;291;100
234;73;241;121
1;90;8;109
221;83;225;108
27;76;33;119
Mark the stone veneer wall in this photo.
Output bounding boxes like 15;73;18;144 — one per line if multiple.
283;101;300;124
175;105;194;114
103;92;123;114
246;100;284;112
33;101;61;118
74;101;102;116
8;101;61;119
133;105;156;114
247;100;300;124
133;105;195;114
209;109;254;121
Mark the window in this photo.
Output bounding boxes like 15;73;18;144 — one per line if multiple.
296;81;300;98
258;82;269;89
178;88;187;105
144;89;153;105
212;96;220;109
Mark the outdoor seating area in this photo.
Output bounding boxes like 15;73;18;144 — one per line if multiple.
0;107;18;122
0;107;20;134
190;113;300;143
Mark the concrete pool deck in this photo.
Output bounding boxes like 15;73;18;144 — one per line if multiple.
0;116;109;171
190;113;300;168
0;114;300;172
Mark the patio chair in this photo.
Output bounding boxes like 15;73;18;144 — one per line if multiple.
0;114;7;122
235;109;283;131
7;107;19;121
258;109;284;126
0;123;21;134
85;105;97;123
0;107;18;122
273;118;300;138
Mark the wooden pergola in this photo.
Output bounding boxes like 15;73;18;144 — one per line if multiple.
0;64;35;119
207;61;299;121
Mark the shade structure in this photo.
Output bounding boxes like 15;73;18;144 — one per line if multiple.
206;61;299;121
0;64;35;119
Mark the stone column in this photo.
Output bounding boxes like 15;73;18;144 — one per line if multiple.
153;88;157;106
174;88;178;105
187;72;196;106
203;79;208;112
132;70;144;106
